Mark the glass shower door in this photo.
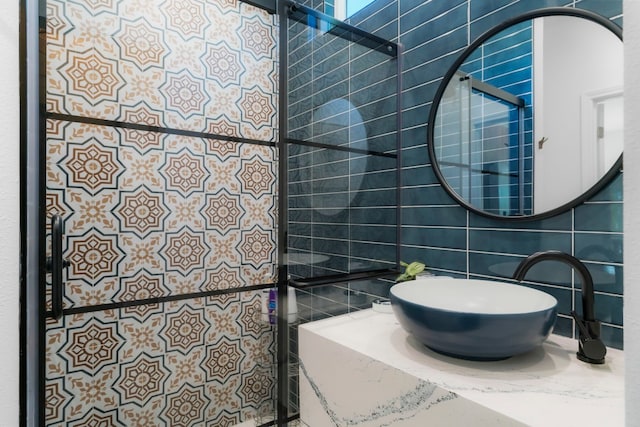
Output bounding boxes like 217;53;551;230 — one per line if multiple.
41;0;279;425
281;2;401;421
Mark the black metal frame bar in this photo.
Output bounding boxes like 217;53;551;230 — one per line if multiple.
289;269;398;289
469;77;525;108
44;282;276;318
46;112;277;148
286;137;397;158
439;160;520;178
243;0;276;14
286;1;397;57
395;42;403;271
276;1;290;425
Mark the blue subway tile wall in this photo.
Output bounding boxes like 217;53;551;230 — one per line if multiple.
400;0;623;349
291;0;624;351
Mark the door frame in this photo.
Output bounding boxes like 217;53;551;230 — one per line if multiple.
21;0;45;425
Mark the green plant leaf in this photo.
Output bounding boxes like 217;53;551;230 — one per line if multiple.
405;261;425;277
396;273;410;282
396;261;427;282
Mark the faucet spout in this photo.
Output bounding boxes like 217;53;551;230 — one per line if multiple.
513;251;595;321
513;250;606;364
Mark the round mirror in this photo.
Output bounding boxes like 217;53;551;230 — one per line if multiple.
428;8;623;219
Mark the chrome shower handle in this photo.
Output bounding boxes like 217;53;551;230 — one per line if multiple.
45;214;69;320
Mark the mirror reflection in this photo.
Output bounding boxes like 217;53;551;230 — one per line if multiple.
431;14;623;217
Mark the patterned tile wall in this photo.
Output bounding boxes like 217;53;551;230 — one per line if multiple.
44;0;279;425
46;120;277;308
46;0;278;140
45;292;275;426
299;0;625;350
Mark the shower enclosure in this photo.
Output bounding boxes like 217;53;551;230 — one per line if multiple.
23;0;399;425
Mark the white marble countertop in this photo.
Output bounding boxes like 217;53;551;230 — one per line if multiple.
300;309;625;426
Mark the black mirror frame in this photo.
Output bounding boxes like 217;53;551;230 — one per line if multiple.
427;7;623;221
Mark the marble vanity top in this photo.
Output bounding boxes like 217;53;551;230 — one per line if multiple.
299;309;624;426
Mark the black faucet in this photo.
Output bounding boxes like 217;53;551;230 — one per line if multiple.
512;251;607;364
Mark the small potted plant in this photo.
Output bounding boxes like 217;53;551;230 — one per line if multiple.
396;261;427;282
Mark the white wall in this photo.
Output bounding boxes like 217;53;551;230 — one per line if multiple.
534;16;623;212
0;0;21;425
624;2;640;425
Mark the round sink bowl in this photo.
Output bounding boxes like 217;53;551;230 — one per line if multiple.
390;278;558;361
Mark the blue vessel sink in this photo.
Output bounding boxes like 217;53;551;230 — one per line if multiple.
390;278;558;361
